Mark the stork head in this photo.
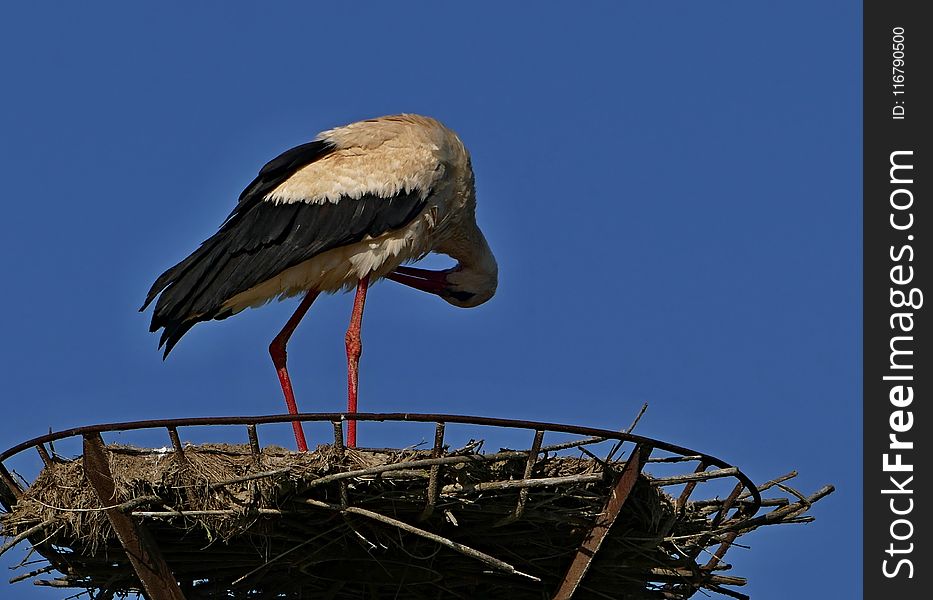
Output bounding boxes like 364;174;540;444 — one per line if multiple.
387;216;498;307
386;263;497;308
440;263;498;307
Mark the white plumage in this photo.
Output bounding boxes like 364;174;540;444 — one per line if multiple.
142;114;497;449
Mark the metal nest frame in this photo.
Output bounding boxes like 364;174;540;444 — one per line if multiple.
0;413;829;600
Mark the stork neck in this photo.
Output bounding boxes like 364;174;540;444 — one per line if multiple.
450;222;497;283
388;220;497;307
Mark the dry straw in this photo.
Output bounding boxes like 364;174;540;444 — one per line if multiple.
1;441;832;599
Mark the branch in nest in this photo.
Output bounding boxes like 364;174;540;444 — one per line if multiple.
303;498;541;582
0;518;58;558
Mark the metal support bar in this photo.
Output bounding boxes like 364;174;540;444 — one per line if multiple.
497;429;545;526
247;425;262;469
35;444;52;467
166;427;186;463
551;443;652;600
419;422;446;521
332;422;349;507
0;463;23;507
82;433;187;600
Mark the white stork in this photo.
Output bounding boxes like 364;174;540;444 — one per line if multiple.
141;114;497;451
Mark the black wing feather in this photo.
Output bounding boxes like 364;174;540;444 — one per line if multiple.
142;140;336;310
142;140;428;357
235;140;335;209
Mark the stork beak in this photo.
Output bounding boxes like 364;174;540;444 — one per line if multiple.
385;265;450;295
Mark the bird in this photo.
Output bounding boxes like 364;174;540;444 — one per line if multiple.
141;114;498;451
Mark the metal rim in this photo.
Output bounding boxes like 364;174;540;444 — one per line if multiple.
0;411;762;512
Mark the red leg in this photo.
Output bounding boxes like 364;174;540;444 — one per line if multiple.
269;290;319;452
345;275;369;448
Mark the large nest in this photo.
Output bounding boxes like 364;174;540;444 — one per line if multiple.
1;441;832;599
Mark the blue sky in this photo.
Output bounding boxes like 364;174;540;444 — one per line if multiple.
0;2;861;598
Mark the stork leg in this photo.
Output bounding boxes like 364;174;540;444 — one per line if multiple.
269;290;319;452
345;275;370;448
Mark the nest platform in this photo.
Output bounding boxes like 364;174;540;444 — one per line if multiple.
0;413;833;600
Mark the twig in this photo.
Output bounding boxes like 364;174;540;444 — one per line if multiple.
10;548;38;569
303;498;540;581
29;495;161;514
230;524;345;585
626;403;649;434
442;473;602;494
692;485;836;538
647;454;705;464
578;446;609;472
208;469;290;490
132;508;283;518
8;564;56;584
538;437;606;454
34;578;74;587
689;498;788;509
739;471;797;499
648;567;746;587
650;468;739;487
0;519;58;558
776;482;809;506
706;583;750;600
535;406;649;462
605;402;649;462
305;450;528;489
30;525;64;551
